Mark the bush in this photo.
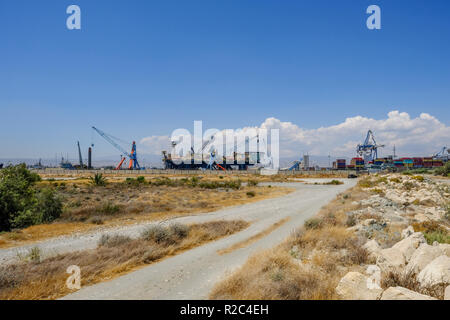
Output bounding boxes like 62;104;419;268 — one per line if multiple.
11;188;62;228
389;177;401;183
346;214;357;227
0;164;61;231
358;178;375;188
125;176;146;186
88;216;104;225
98;234;132;247
32;188;62;224
412;221;450;244
434;162;450;177
89;173;107;186
169;223;190;239
412;175;424;182
141;223;190;244
98;202;120;215
247;179;258;187
325;180;344;185
246;191;256;198
27;247;41;263
304;218;322;230
141;225;170;243
423;231;450;244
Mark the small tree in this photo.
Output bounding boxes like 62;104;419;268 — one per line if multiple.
0;164;61;231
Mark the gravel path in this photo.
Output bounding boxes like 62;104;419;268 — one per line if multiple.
58;179;356;300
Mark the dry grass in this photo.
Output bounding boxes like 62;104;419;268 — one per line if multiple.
0;220;249;300
37;171;350;182
0;180;290;248
217;218;290;255
210;249;335;300
210;185;372;300
381;270;446;299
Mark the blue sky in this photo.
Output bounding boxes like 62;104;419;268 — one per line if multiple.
1;0;449;160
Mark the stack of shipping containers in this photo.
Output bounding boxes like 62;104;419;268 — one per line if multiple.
336;159;346;170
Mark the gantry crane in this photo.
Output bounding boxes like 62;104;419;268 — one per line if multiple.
92;127;141;170
357;130;385;163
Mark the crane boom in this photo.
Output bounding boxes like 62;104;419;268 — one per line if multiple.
77;141;84;168
92;127;132;158
92;126;141;169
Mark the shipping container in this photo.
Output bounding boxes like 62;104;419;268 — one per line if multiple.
400;158;414;168
336;159;346;170
413;157;424;168
433;160;443;167
394;159;404;168
423;157;433;168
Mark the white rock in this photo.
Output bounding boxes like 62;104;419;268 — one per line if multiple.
445;285;450;300
380;287;437;300
439;244;450;256
392;232;426;262
401;226;414;239
405;243;443;275
376;247;406;273
363;240;381;259
417;255;450;288
362;219;377;226
336;272;383;300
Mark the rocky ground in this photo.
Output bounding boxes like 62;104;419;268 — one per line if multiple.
337;174;450;300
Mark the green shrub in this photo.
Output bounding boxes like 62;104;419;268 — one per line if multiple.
358;178;375;188
412;221;450;245
12;188;63;228
136;176;146;183
0;164;61;231
247;179;258;187
403;181;416;190
27;247;41;263
246;191;256;198
325;180;344;185
389;177;401;183
98;202;120;215
423;231;450;245
89;173;107;186
434;162;450;177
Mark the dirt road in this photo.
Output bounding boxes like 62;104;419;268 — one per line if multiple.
58;179;356;299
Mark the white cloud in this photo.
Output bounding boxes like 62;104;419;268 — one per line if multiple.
140;135;172;155
140;111;449;158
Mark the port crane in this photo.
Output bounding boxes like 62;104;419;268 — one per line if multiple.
92;127;141;170
433;146;449;162
77;141;84;168
357;130;385;163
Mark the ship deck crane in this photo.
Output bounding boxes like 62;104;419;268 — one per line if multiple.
92;126;141;170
